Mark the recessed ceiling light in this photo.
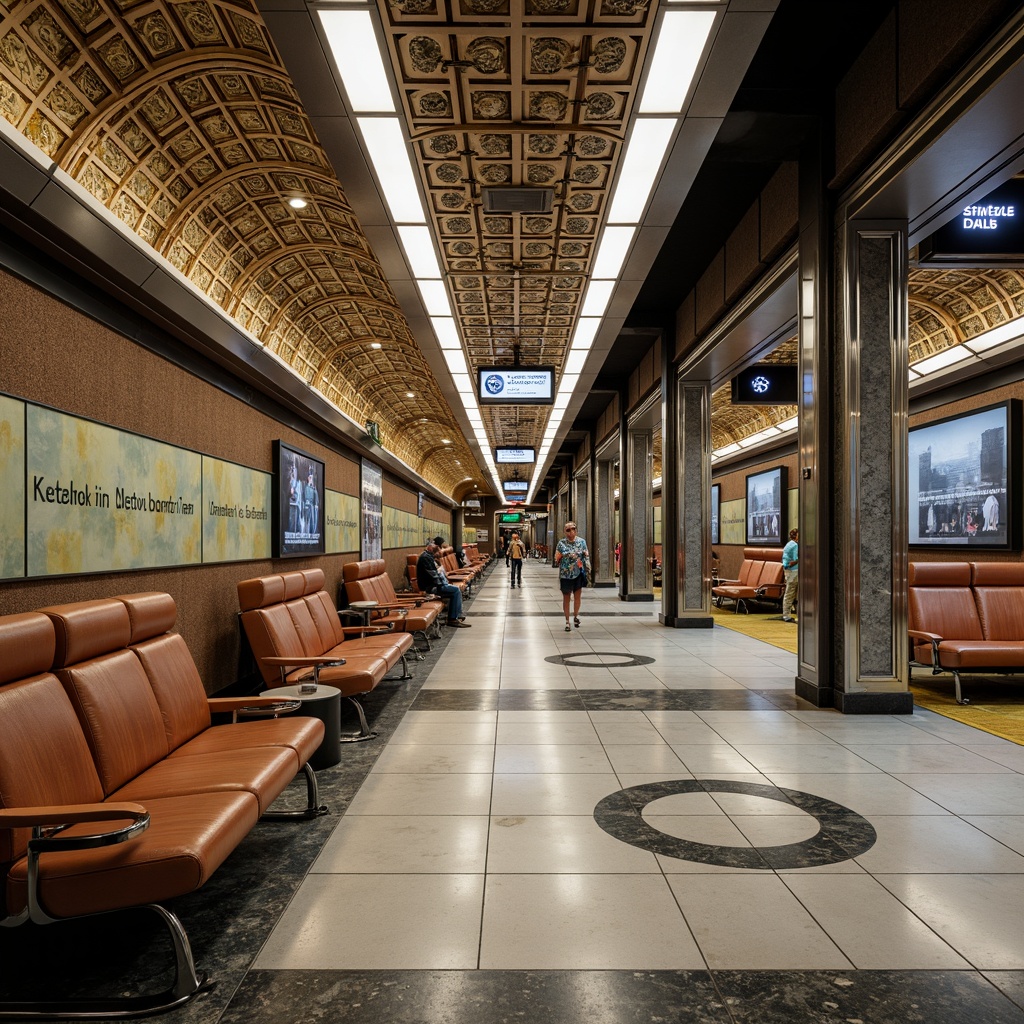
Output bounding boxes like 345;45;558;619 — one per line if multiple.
441;438;451;444
370;342;382;349
287;197;307;209
405;391;414;397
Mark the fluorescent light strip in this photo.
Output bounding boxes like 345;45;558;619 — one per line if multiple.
356;117;426;223
397;225;442;278
443;348;468;375
963;319;1024;353
572;317;602;351
639;9;717;114
581;279;616;318
564;348;588;374
431;316;462;349
912;346;974;375
592;226;636;279
416;279;453;317
319;10;395;113
607;119;677;224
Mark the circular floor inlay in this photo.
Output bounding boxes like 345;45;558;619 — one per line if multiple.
593;779;876;869
545;652;656;668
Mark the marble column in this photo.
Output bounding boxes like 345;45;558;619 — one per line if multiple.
831;220;912;712
572;470;590;553
625;428;653;600
663;379;713;627
595;457;615;586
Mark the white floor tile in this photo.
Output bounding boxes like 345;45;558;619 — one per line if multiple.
254;874;485;969
666;874;853;969
480;874;704;969
312;815;488;873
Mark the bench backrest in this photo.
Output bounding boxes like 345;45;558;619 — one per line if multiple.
970;562;1024;641
756;561;784;589
738;559;764;587
0;612;106;908
239;567;374;685
907;562;983;642
343;558;400;608
43;599;172;796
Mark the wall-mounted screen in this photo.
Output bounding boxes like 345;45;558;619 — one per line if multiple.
479;367;554;405
745;466;786;545
273;440;325;558
499;512;522;523
918;179;1024;266
909;400;1019;549
732;365;798;405
503;480;528;492
711;483;720;546
496;447;536;463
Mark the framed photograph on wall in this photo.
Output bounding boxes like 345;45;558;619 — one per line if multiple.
908;399;1020;549
711;483;720;545
272;440;325;558
745;466;786;545
361;458;383;560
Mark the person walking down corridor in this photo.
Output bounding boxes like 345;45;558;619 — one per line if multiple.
555;521;589;632
508;532;525;588
781;528;799;622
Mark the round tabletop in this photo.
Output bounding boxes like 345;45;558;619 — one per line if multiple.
264;684;341;702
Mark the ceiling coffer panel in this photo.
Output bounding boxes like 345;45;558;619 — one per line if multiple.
378;0;656;485
0;0;485;498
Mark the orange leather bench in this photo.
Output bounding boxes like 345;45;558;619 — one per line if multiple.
712;547;785;613
909;561;1024;704
237;567;414;739
342;558;442;650
0;593;325;1017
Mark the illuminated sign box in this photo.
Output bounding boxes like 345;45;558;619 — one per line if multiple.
503;481;528;492
499;513;522;523
463;498;481;508
495;447;536;463
478;367;554;405
918;180;1024;265
731;365;798;406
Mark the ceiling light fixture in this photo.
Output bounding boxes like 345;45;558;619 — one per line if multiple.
356;117;426;223
638;9;717;114
319;10;395;113
287;197;308;209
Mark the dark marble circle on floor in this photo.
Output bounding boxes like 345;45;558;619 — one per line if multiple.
594;779;876;869
545;652;656;668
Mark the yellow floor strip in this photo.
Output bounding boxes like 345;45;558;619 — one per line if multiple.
711;605;1024;745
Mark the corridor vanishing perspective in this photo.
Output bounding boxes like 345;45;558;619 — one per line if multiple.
217;560;1024;1023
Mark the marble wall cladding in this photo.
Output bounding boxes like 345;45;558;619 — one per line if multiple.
596;459;613;583
628;430;652;592
572;470;589;553
680;383;709;611
853;231;903;679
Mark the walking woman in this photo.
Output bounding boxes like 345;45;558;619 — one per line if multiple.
555;521;590;632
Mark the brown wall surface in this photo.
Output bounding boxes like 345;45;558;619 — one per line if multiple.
0;267;447;691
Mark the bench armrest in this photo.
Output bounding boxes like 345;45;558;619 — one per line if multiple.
208;696;302;719
261;655;346;667
908;629;942;668
0;802;148;831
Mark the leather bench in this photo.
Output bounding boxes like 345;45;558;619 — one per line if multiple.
0;593;325;1018
341;558;442;650
712;546;785;613
237;568;414;739
909;561;1024;704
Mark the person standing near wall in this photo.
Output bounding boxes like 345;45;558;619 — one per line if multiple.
555;521;589;632
781;528;799;622
508;531;525;588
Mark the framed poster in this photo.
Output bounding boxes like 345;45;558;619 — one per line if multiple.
361;458;383;560
710;483;720;545
909;400;1019;549
745;466;786;545
272;440;325;558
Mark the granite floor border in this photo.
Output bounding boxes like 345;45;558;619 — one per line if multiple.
216;968;1024;1024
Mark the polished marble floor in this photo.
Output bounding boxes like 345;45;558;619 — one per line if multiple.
8;558;1024;1022
235;558;1024;1021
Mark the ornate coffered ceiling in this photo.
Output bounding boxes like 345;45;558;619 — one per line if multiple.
369;0;657;477
0;0;482;497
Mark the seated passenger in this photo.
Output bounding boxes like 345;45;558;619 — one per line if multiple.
416;542;470;628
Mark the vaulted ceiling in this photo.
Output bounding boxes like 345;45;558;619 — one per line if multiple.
3;0;1024;497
